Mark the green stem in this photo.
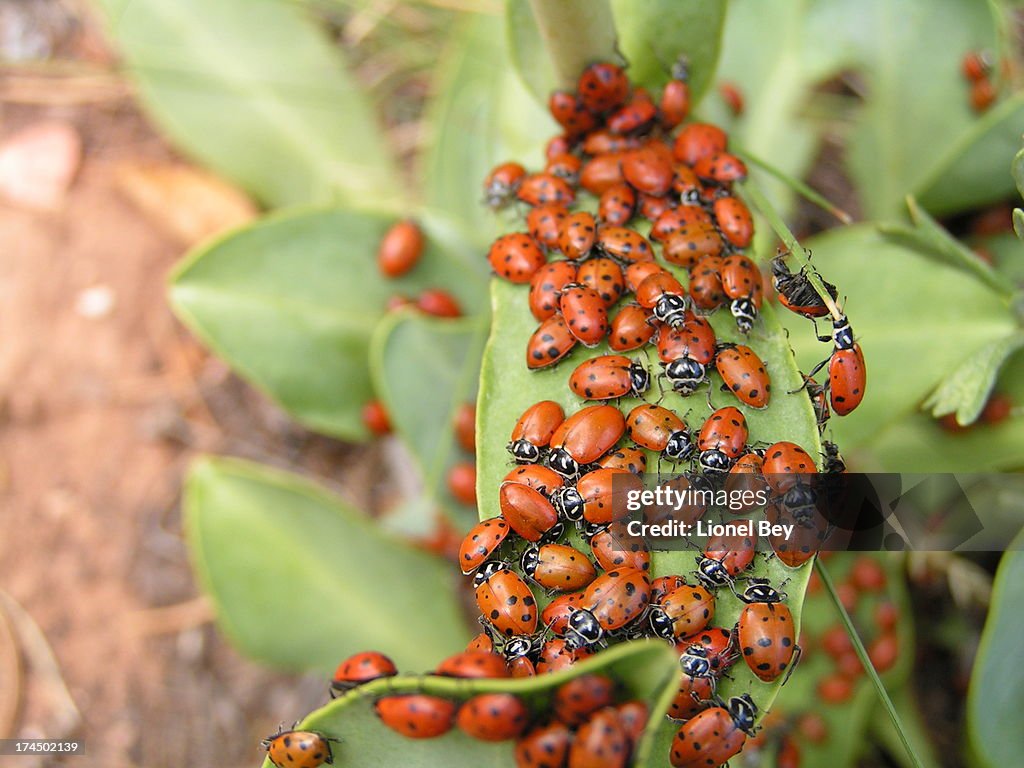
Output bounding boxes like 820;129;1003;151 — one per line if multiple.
815;559;925;768
739;181;843;320
735;147;853;225
526;0;619;88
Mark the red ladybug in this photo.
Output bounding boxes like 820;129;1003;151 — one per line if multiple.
672;164;702;200
529;260;578;321
566;568;651;648
500;482;559;541
361;399;391;435
577;61;630;113
624;261;666;292
651;575;688;604
669;695;757;768
962;50;993;81
608;94;659;134
465;632;493;653
590;522;651;573
453;401;475;452
547;404;626;476
660;78;690;129
657;315;717;396
622;146;674;196
637;192;673;221
541;591;585;635
475;567;539;637
719;81;745;116
559;211;598;260
546;134;572;159
518;173;576;207
569;355;649;400
736;579;800;682
488;233;547;284
693;151;748;184
648;583;715;639
697;406;748;474
596;226;654;263
548;90;598;137
682;626;738;674
374;694;458;739
609;305;656;352
527;204;570;251
546;153;582;186
504;464;565;496
616;700;648;747
527;314;578;369
721;253;763;333
508;400;565;462
553;674;617;725
536;636;591;673
713;194;754;248
688;253;726;311
569;708;631;768
716;344;771;408
576;468;644;525
650;206;714;242
662;223;724;269
416;289;462;317
330;651;397;696
447;462;476;506
435;650;509;679
458;517;511;574
697;532;756;588
515;720;571;768
668;674;714;721
598;183;637;226
262;729;339;768
378;220;424;278
457;693;530;741
558;283;609;347
673;123;728;165
625;404;694;461
762;441;817;492
580;153;627;195
583;130;642;156
483;162;526;208
521;543;597;591
635;272;689;329
826;316;867;416
577;256;625;307
597;445;647;474
970;78;996;112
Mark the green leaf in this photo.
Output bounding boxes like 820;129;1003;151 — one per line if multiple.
1014;208;1024;240
95;0;401;208
185;457;468;673
923;333;1024;423
915;93;1024;216
420;12;555;244
260;642;679;768
610;0;728;104
968;527;1024;768
169;206;487;441
783;224;1017;458
371;312;488;530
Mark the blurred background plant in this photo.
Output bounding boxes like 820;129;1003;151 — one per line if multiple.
1;0;1023;766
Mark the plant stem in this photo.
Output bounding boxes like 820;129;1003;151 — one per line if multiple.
739;181;844;321
815;559;925;768
526;0;619;88
735;147;853;225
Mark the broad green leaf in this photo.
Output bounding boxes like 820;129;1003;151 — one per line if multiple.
610;0;728;104
96;0;402;209
170;206;486;441
915;93;1024;216
922;333;1024;423
783;225;1017;459
260;642;679;768
371;312;488;530
185;457;468;673
419;12;555;245
968;527;1024;768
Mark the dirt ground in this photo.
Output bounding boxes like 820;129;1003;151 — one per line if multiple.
0;51;378;768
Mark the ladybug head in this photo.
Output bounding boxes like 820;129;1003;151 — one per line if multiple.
547;448;580;478
665;357;705;395
472;560;506;589
730;298;757;334
502;635;534;661
519;547;540;578
565;608;602;649
647;606;676;640
508;439;542;464
696;556;731;587
540;521;567;544
729;694;759;733
583;520;608;540
554;486;585;521
665;429;696;462
699;448;733;475
654;294;690;328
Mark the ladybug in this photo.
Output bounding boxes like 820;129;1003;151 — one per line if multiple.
262;729;338;768
488;233;547;284
962;50;993;82
416;288;462;317
771;255;838;318
635;272;690;329
637;192;673;221
671;164;703;201
624;261;667;292
558;283;610;347
577;256;626;307
508;655;536;679
378;220;423;278
583;130;642;156
518;172;576;207
598;182;637;226
723;452;768;511
527;204;570;251
569;355;649;400
546;134;572;160
697;406;748;472
566;568;651;649
667;674;714;721
447;462;476;506
459;517;512;574
577;61;630;113
596;226;654;263
521;543;597;591
822;315;866;416
736;579;800;682
475;567;539;637
693;151;748;184
537;637;592;673
970;77;996;112
681;626;738;674
453;401;475;452
658;316;717;396
688;254;726;311
547;404;627;476
712;193;754;248
697;533;756;587
650;206;714;243
651;575;689;604
500;482;559;541
361;399;391;435
608;93;659;134
580;153;628;196
559;211;598;260
576;468;644;525
761;441;817;494
598;444;648;474
541;591;585;635
569;708;631;768
777;736;802;768
616;700;648;747
465;632;494;653
625;403;694;461
609;304;656;351
435;650;509;679
529;260;578;321
547;90;598;137
508;400;565;462
330;651;396;696
590;522;651;572
721;254;764;333
504;464;565;496
672;123;728;166
622;146;674;196
526;314;578;369
457;693;530;741
669;695;757;768
545;153;582;186
483;161;526;209
648;584;715;639
662;223;724;269
514;720;571;768
553;674;617;725
660;78;690;129
719;81;745;116
374;695;457;739
716;344;771;408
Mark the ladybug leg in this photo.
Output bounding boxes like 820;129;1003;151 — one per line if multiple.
813;318;831;342
780;644;803;686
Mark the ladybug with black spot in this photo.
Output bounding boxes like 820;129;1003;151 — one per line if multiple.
330;651;397;696
735;578;801;683
262;727;340;768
